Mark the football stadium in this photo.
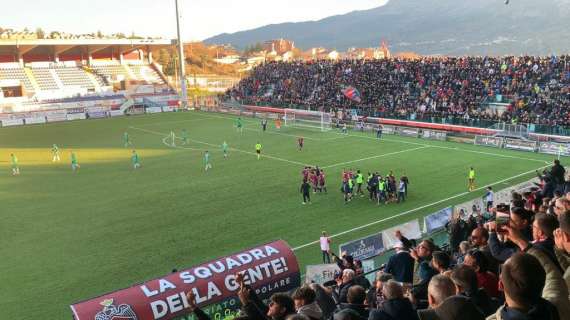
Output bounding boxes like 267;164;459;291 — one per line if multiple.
1;1;570;320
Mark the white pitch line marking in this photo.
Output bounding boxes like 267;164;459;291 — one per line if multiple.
130;126;313;167
291;163;550;251
321;146;430;169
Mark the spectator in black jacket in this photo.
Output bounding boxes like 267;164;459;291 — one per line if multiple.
369;280;418;320
337;286;369;320
384;241;415;283
310;283;337;320
446;213;468;255
354;260;371;290
335;269;356;304
550;160;566;192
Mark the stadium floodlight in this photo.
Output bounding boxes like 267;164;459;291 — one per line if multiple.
175;0;188;109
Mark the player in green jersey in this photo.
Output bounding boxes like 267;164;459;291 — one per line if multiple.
236;117;243;133
71;151;80;172
51;144;61;162
204;151;212;171
181;129;189;145
131;150;141;169
222;141;229;159
123;132;132;147
10;153;20;175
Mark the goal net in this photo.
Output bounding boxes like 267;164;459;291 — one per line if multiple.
283;109;332;131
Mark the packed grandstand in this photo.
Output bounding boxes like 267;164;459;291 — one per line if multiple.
227;56;570;133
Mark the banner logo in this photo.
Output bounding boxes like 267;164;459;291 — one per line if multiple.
95;299;138;320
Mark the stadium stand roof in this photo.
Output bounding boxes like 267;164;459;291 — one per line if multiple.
0;39;175;62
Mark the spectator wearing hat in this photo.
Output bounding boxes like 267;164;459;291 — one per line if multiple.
385;241;415;284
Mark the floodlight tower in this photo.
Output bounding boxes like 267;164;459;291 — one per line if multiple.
175;0;188;109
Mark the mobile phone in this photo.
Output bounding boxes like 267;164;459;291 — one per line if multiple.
495;210;510;233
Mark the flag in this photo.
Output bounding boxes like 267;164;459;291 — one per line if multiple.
341;86;362;103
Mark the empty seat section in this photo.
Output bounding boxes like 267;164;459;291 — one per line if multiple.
54;66;98;90
0;66;35;92
31;68;59;90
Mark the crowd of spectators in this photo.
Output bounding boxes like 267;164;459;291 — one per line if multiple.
184;159;570;320
227;56;570;127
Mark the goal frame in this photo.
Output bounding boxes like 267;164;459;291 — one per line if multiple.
283;108;332;132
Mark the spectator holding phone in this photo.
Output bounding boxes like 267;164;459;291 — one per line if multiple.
486;207;532;262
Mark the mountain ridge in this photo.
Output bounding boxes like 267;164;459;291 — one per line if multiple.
204;0;570;56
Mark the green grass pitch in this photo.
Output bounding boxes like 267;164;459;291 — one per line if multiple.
0;111;553;319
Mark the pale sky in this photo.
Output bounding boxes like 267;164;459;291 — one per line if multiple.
0;0;389;41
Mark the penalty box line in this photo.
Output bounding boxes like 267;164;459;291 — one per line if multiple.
346;134;549;165
291;163;550;252
321;146;431;169
129;126;313;167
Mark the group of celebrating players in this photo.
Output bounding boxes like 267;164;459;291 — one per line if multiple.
342;169;410;205
299;166;411;205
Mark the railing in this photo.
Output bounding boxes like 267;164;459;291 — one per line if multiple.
232;100;570;137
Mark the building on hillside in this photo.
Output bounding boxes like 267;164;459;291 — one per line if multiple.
187;74;240;92
247;54;266;66
307;48;341;61
345;41;391;60
213;55;241;64
262;39;295;56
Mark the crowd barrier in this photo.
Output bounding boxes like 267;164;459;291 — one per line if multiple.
0;105;182;128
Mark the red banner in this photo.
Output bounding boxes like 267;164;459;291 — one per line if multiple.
70;240;300;320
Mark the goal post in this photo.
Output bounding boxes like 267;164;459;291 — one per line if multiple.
283;108;332;132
